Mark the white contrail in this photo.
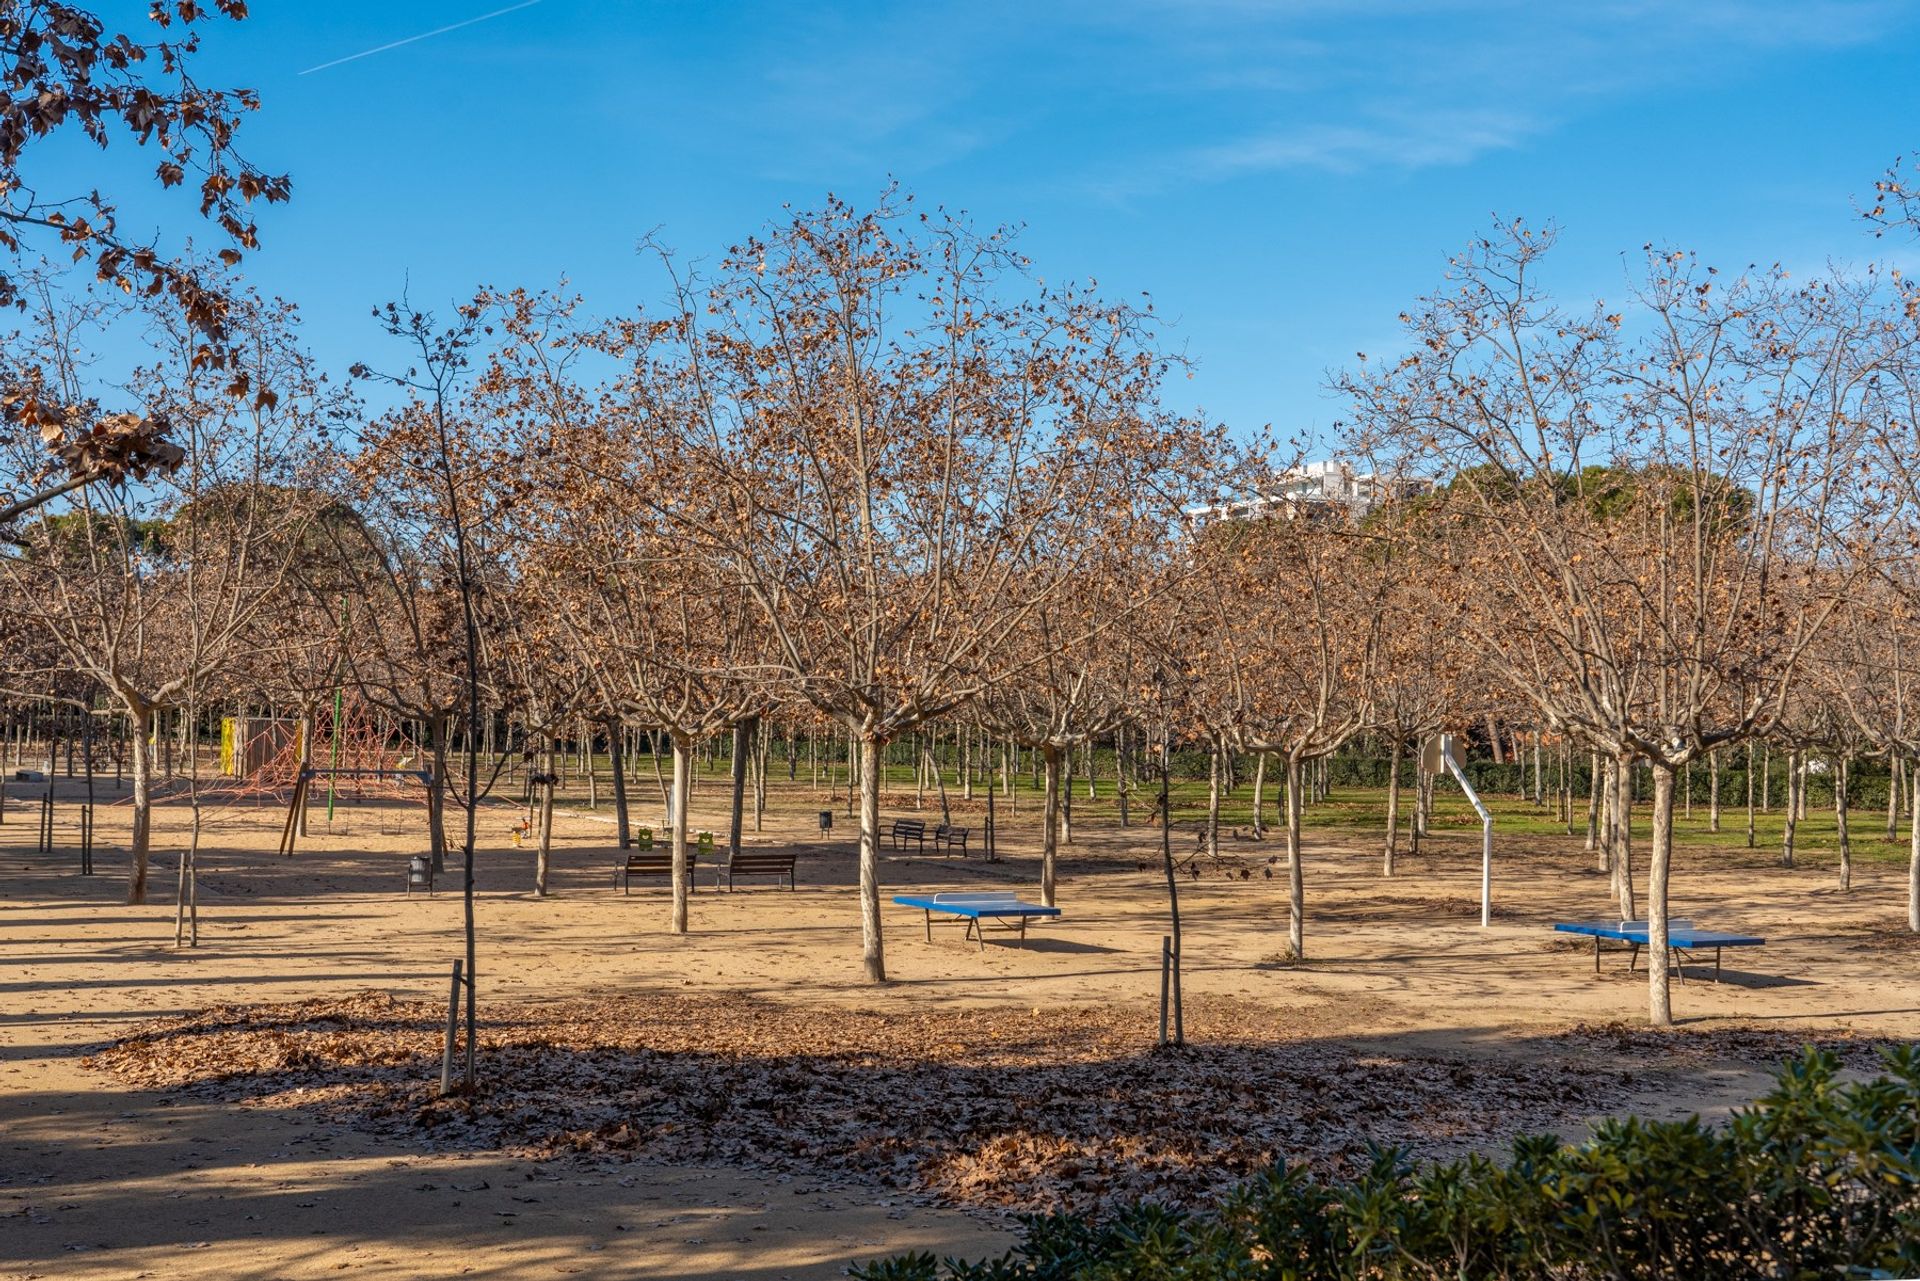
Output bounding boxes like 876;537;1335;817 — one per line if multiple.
298;0;543;76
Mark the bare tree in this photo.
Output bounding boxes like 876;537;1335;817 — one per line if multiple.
0;278;325;905
1342;226;1882;1024
622;194;1209;981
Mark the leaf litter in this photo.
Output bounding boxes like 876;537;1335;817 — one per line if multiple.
79;990;1806;1217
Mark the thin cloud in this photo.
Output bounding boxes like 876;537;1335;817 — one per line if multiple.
299;1;543;76
1192;109;1535;178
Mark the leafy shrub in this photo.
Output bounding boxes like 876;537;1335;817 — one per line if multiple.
853;1047;1920;1280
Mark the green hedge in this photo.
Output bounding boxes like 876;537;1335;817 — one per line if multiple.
853;1048;1920;1281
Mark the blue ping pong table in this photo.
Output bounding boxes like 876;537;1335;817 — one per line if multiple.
1554;919;1765;983
893;893;1061;950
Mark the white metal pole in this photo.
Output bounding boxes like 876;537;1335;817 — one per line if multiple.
1441;734;1494;927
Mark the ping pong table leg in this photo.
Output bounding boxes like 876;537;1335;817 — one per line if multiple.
974;917;985;951
1628;943;1639;973
924;909;932;943
1019;917;1028;944
1715;946;1722;982
1593;934;1601;974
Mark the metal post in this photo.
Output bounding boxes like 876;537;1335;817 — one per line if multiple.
1439;734;1495;928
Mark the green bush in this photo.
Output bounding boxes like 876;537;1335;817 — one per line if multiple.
852;1048;1920;1281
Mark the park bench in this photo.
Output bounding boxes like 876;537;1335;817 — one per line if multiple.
615;850;677;892
716;849;797;891
889;818;928;854
1553;918;1765;983
933;823;971;857
612;828;713;893
893;892;1061;950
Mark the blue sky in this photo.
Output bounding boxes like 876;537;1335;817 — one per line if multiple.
53;1;1920;447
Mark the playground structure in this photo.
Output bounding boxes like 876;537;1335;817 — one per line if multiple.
267;695;433;856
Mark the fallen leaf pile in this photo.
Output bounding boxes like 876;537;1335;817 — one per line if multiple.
89;991;1652;1215
1553;1020;1893;1068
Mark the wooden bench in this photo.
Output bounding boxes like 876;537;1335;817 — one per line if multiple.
717;849;797;891
933;824;971;857
889;818;928;854
614;847;699;894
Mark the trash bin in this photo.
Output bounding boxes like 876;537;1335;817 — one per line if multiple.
818;810;833;832
407;855;434;896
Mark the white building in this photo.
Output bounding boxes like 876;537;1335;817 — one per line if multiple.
1182;460;1435;525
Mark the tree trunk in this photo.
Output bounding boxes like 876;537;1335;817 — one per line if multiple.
1061;745;1074;845
728;717;753;860
1647;761;1676;1028
1612;751;1636;919
1745;740;1756;848
584;723;597;810
127;702;154;905
925;746;951;827
1835;753;1851;893
857;732;885;982
1408;766;1425;855
1250;750;1267;839
1383;737;1401;875
1284;753;1305;959
609;723;630;849
1155;726;1184;1045
1585;749;1600;853
1781;750;1800;868
669;736;693;934
1032;742;1063;908
753;721;768;831
1887;756;1901;844
533;736;556;897
174;705;201;948
1485;714;1503;763
1908;756;1920;932
426;715;450;872
1600;755;1617;873
1560;740;1573;833
650;732;670;807
913;732;926;809
295;712;313;839
1707;750;1720;833
1205;739;1221;860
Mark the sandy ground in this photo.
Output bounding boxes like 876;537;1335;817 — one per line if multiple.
3;767;1918;1279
